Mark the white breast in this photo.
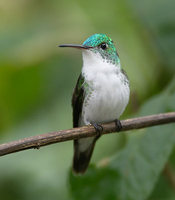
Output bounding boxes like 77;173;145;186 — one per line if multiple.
80;50;130;126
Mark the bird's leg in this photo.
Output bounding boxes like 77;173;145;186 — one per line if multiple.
91;122;103;139
114;119;122;132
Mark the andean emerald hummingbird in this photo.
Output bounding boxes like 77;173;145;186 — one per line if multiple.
59;33;130;174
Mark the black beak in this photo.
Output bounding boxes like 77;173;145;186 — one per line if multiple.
58;44;92;49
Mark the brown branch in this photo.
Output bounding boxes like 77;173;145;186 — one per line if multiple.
0;112;175;157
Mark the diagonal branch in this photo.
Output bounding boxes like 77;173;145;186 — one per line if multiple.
0;112;175;157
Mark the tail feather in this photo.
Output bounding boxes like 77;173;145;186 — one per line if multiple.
73;138;97;174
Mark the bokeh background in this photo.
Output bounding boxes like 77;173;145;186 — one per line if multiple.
0;0;175;199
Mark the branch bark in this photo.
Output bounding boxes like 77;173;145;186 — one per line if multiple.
0;112;175;157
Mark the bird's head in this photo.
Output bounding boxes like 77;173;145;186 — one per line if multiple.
59;33;120;65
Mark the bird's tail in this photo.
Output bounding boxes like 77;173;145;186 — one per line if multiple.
73;137;97;174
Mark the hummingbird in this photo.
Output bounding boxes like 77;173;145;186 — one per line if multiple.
59;33;130;174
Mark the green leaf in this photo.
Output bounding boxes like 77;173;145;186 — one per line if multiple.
148;170;175;200
69;166;120;200
110;124;175;200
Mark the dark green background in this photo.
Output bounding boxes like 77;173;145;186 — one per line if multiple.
0;0;175;199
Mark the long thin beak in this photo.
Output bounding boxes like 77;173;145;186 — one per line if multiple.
58;44;92;49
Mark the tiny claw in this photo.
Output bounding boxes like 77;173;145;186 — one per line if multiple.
91;122;103;139
114;119;122;132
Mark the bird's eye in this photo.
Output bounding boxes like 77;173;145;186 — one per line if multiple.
100;43;108;50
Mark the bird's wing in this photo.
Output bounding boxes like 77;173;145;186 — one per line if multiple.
72;73;85;128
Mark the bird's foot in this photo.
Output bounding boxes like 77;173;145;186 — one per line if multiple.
114;119;122;132
91;122;103;139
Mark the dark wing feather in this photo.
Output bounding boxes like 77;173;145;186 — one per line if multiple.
72;74;97;174
72;74;85;128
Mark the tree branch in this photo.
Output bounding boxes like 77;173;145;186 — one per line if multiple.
0;112;175;157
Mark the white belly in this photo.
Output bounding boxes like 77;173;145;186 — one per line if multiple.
81;71;130;125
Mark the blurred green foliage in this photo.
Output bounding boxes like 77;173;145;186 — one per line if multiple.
0;0;175;199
